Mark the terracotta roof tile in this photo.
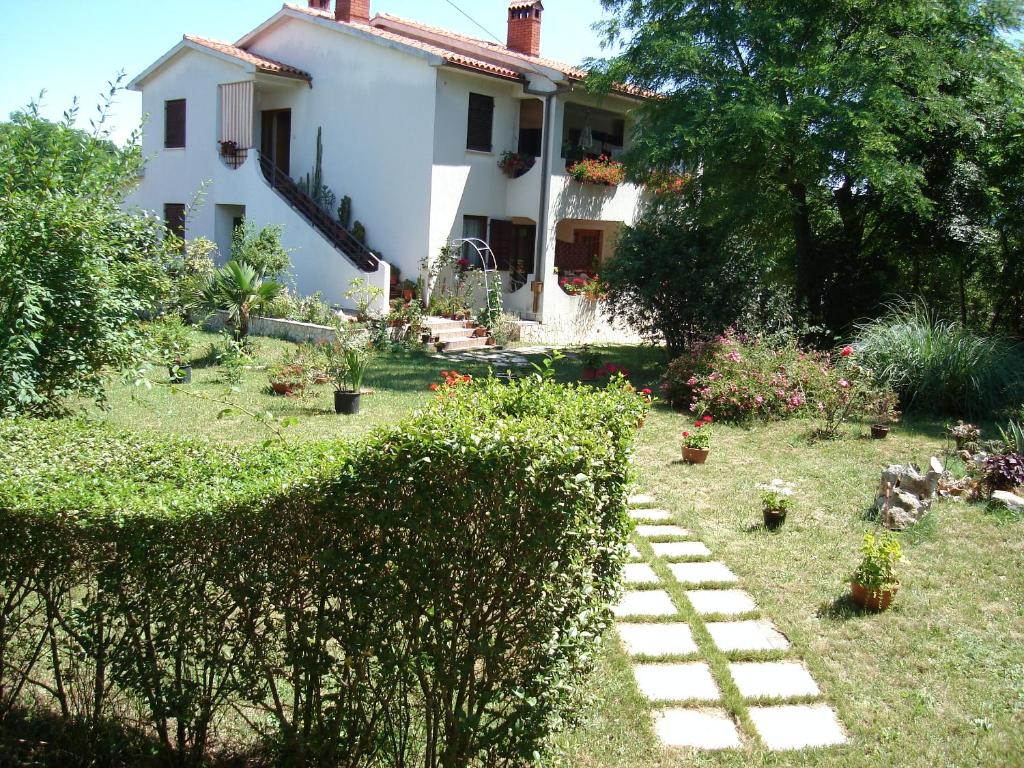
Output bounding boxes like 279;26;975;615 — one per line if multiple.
285;4;522;82
185;35;311;81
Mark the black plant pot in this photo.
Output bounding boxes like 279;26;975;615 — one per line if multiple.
169;365;192;385
763;509;787;531
334;390;361;415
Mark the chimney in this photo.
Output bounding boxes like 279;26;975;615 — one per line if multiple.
507;1;543;57
307;0;329;10
336;0;371;24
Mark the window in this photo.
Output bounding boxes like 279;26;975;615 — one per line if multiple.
462;215;488;267
466;93;494;152
164;99;186;149
163;203;186;240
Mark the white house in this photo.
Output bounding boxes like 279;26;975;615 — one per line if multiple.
128;0;651;341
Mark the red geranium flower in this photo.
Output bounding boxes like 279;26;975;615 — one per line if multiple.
841;345;854;358
682;431;690;437
429;383;439;391
703;415;713;423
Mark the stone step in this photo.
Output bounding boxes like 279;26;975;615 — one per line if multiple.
422;317;473;332
442;337;492;352
427;328;478;342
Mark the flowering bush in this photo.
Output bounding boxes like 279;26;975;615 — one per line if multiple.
812;352;878;439
429;369;473;393
682;416;713;449
599;362;632;379
560;273;608;301
568;156;626;186
661;331;830;421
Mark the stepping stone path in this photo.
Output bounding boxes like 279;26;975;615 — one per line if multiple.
612;493;847;753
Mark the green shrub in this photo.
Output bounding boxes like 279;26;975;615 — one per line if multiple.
0;377;646;767
854;302;1024;417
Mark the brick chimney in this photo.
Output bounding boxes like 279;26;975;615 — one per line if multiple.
507;1;543;57
336;0;371;24
307;0;329;10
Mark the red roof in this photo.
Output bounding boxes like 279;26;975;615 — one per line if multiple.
286;5;522;82
185;35;312;82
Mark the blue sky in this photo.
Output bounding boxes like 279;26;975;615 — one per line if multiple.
0;0;616;144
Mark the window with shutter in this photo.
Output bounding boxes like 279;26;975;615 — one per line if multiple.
466;93;494;152
165;99;186;149
163;203;186;240
488;219;514;271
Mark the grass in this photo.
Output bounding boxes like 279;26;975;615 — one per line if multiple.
89;334;1024;767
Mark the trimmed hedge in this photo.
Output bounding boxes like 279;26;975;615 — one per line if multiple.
0;376;647;767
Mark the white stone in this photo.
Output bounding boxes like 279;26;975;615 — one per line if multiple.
629;507;672;522
668;562;738;585
686;589;758;616
706;621;790;652
628;493;655;507
654;708;743;749
748;704;847;750
652;541;712;559
993;490;1024;512
623;563;659;585
612;590;677;618
636;525;691;539
626;543;642;560
633;663;719;702
616;623;698;657
729;662;820;699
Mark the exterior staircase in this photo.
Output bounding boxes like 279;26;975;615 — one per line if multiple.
258;153;381;273
422;317;493;352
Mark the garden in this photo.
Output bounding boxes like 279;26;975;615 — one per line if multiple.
3;0;1024;764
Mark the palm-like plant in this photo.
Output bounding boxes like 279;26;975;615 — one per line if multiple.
203;260;281;340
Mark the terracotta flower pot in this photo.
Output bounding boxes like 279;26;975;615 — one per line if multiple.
763;509;787;530
581;367;598;381
850;581;898;612
682;446;710;465
473;327;488;337
871;425;890;439
271;381;304;396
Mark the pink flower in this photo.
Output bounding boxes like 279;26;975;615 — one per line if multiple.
727;351;742;363
839;379;850;389
709;372;720;381
703;415;714;423
686;377;698;386
755;395;764;404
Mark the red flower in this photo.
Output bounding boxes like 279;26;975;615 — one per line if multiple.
703;415;713;423
841;345;854;358
682;431;690;437
694;421;703;428
429;383;439;391
641;388;652;396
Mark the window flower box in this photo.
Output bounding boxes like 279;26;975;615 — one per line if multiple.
498;151;536;179
567;156;625;187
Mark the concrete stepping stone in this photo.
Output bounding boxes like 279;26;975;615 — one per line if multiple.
729;661;820;699
623;563;659;585
668;562;738;585
629;507;672;522
654;708;743;749
612;590;677;618
627;493;655;507
636;525;690;539
616;623;698;657
633;663;719;702
652;541;711;559
748;704;847;750
626;543;642;560
706;620;790;652
686;589;758;616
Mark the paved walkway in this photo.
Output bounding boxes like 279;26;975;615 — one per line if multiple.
614;494;848;752
430;345;558;367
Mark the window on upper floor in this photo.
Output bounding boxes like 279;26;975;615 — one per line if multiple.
466;93;494;152
165;99;186;149
561;102;626;160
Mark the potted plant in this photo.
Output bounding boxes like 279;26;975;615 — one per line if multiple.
219;140;238;157
400;279;417;302
579;345;601;381
870;390;900;439
681;416;713;464
850;532;902;611
328;342;370;415
268;362;306;396
151;316;194;385
758;480;796;530
497;150;536;179
473;326;488;338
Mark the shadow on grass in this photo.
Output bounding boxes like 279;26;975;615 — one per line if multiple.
0;707;271;768
816;593;873;622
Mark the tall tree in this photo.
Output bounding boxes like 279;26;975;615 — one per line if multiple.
592;0;1024;334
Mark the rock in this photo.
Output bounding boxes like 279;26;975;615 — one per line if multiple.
992;490;1024;513
876;461;943;530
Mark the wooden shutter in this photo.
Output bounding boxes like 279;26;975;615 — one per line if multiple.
466;93;494;152
489;219;514;271
163;203;186;239
165;99;186;148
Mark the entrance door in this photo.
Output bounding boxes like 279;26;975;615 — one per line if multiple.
260;109;292;175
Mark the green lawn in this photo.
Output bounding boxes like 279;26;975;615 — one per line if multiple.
91;333;1024;766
